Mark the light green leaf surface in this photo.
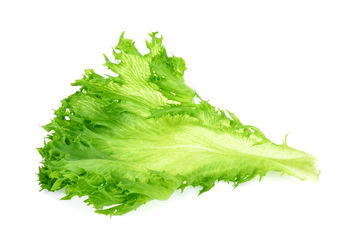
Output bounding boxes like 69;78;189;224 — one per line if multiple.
38;32;319;216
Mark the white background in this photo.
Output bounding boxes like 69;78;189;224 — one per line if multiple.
1;0;349;251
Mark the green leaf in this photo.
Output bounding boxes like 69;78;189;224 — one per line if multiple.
38;33;319;216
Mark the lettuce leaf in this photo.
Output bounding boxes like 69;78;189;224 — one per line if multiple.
38;32;319;216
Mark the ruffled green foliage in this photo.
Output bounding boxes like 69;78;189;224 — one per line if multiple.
38;32;319;216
